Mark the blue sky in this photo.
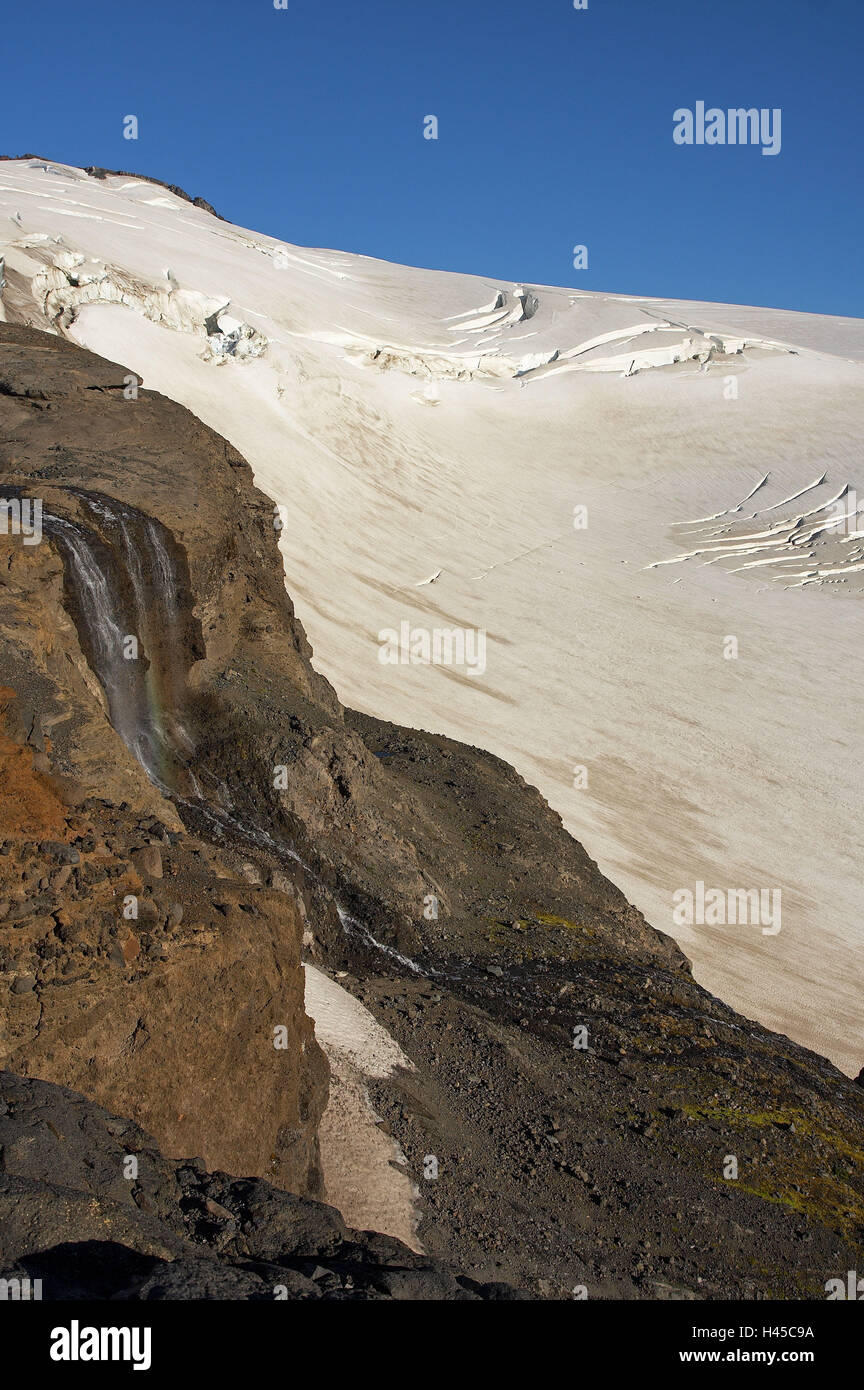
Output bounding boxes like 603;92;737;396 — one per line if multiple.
3;0;862;315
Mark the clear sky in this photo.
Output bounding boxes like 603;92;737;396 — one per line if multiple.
3;0;862;315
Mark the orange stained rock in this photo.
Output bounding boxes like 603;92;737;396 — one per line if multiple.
0;686;70;841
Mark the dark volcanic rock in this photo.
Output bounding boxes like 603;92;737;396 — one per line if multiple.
0;1072;521;1300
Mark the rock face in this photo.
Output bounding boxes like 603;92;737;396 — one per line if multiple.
0;326;330;1196
0;1072;518;1300
0;701;327;1196
0;788;325;1196
2;322;864;1299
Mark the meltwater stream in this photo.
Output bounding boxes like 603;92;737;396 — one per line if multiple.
43;493;197;790
34;488;430;1253
45;490;427;975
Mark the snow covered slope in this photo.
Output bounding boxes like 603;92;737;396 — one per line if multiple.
2;157;863;1072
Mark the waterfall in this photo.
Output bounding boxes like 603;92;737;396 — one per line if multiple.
44;493;409;973
44;494;198;792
